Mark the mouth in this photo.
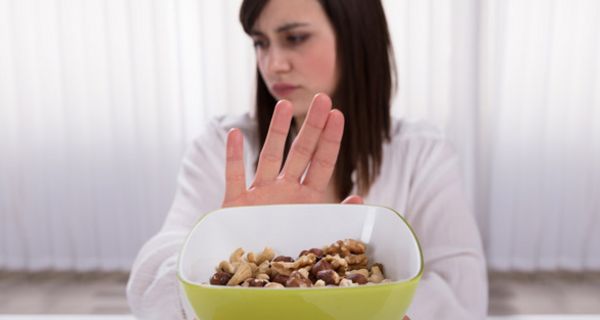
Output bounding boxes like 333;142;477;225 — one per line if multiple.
271;83;300;97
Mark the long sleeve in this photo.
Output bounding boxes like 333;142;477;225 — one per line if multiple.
126;120;228;319
403;136;488;319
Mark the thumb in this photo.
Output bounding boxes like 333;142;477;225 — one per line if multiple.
341;195;363;204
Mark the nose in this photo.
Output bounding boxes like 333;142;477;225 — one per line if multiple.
264;47;291;75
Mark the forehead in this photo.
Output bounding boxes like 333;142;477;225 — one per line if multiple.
253;0;329;31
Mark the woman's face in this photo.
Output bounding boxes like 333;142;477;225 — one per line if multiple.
251;0;338;122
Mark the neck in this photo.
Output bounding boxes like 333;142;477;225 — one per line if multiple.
293;115;306;129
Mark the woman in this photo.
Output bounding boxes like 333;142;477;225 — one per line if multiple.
127;0;488;319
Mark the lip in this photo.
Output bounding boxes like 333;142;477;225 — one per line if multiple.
271;83;299;97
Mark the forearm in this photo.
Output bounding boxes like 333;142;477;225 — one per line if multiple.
127;230;190;320
408;254;488;320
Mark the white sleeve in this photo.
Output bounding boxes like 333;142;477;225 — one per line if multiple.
126;121;227;320
405;138;488;320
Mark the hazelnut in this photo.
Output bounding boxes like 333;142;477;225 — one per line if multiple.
271;274;289;286
310;259;333;278
209;272;232;285
286;277;312;288
299;248;324;259
316;269;340;285
345;273;368;285
272;256;294;263
243;278;268;287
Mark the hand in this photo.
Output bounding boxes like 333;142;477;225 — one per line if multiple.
404;316;411;320
222;93;361;207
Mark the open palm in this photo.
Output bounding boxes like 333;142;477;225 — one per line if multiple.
222;93;362;208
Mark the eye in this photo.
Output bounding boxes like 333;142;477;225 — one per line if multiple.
286;33;309;45
252;38;268;49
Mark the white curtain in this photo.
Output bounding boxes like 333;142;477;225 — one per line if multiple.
1;0;598;271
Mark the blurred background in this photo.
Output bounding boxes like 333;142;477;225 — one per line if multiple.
0;0;599;316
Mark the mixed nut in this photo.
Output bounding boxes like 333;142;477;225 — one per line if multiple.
208;239;390;288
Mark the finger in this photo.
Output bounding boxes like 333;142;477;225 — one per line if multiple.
223;129;246;204
302;109;344;191
403;316;410;320
281;93;332;181
341;195;363;204
254;100;293;185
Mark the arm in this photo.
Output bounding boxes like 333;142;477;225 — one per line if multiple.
127;93;355;319
405;139;488;320
126;122;226;319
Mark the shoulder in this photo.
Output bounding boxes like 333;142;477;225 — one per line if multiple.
385;118;458;164
389;117;445;143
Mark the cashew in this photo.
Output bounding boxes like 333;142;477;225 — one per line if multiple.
297;267;310;279
217;260;235;274
339;278;356;287
256;247;275;265
265;282;285;289
369;265;384;283
257;260;271;275
314;279;326;287
227;262;252;286
229;248;245;264
246;252;257;264
256;273;270;281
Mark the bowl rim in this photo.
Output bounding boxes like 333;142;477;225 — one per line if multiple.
177;203;424;290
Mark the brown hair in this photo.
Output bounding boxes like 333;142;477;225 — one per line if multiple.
240;0;396;199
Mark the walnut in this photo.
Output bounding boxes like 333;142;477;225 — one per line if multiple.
345;254;368;266
271;261;295;276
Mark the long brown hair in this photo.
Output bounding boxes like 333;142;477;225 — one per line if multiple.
240;0;396;199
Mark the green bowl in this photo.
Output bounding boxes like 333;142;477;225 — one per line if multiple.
178;204;423;320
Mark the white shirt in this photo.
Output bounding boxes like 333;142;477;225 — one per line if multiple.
127;114;488;319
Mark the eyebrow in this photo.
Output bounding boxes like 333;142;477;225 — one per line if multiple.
250;22;309;36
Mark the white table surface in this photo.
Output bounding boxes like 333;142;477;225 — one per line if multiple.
1;316;599;320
